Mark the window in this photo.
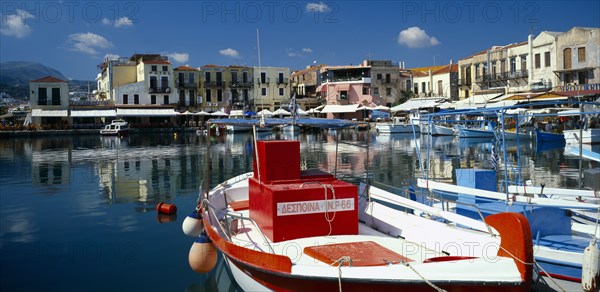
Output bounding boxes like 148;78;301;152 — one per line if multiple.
163;95;169;104
205;89;211;102
578;47;586;63
151;65;157;72
279;88;284;96
150;76;157;91
261;88;266;96
243;89;248;102
51;88;61;105
242;71;248;83
510;57;516;73
340;91;348;100
231;71;238;83
578;71;587;85
386;87;391;96
437;81;443;96
134;94;139;104
188;73;195;84
217;89;222;102
123;94;129;104
162;66;168;72
520;56;527;71
373;88;379;95
563;48;572;69
362;87;368;95
151;95;156;104
544;52;551;67
385;74;390;83
261;72;266;83
161;76;169;91
205;71;211;82
216;72;222;85
422;82;426;94
178;73;185;86
492;61;497;75
278;72;284;84
534;53;541;69
36;87;48;105
475;64;480;78
413;84;418;94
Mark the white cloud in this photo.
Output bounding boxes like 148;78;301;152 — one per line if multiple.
166;52;189;63
219;48;240;58
114;17;133;28
101;17;133;28
103;54;120;61
306;2;329;12
67;32;113;55
302;48;313;53
288;52;300;57
0;9;35;38
397;27;440;48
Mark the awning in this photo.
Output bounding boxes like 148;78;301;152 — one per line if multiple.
70;109;116;117
117;108;177;116
320;104;359;113
453;93;503;109
390;98;444;112
32;109;68;117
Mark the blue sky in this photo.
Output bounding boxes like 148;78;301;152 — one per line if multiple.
1;1;599;81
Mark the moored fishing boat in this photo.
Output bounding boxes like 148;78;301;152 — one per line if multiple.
100;119;129;135
186;118;535;291
535;128;565;143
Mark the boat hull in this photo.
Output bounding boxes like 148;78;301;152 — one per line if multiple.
431;125;455;136
564;128;600;144
376;123;420;134
535;129;565;143
224;256;528;292
458;128;495;138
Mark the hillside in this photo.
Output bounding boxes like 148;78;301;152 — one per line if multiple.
0;62;95;99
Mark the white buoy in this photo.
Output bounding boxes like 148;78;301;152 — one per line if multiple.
189;232;217;273
182;211;204;237
582;240;599;292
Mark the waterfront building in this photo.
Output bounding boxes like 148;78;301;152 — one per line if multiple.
29;76;70;129
291;65;325;110
227;66;254;111
253;67;290;112
408;62;458;101
174;65;200;110
369;60;406;106
95;54;177;126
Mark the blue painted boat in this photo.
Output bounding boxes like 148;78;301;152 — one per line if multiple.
535;128;565;143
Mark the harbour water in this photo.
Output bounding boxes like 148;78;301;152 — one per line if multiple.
0;130;597;291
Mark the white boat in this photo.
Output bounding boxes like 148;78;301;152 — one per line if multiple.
192;141;533;291
498;127;534;140
430;124;455;136
458;122;496;138
186;118;534;291
100;119;129;135
376;117;420;134
564;128;600;145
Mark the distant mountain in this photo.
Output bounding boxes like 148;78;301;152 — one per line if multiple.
0;61;68;85
0;61;96;100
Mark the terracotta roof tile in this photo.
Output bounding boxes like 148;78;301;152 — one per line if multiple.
174;65;198;71
31;76;67;83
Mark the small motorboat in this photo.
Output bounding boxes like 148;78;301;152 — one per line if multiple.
100;119;129;136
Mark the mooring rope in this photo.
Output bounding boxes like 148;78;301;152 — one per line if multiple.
400;261;446;292
323;184;336;236
332;256;352;292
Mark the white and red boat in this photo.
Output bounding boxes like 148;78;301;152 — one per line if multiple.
190;133;534;291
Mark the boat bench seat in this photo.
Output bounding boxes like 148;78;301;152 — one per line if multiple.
303;241;412;267
228;200;249;211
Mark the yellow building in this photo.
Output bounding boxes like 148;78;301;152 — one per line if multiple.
253;67;290;111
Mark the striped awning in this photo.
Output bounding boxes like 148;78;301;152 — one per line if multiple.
31;109;68;117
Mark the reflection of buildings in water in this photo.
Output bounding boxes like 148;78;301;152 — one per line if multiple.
31;151;70;186
98;161;149;204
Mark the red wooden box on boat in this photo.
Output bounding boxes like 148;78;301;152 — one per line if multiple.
253;140;301;182
249;177;358;242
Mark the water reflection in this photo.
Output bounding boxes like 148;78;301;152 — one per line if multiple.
0;131;598;291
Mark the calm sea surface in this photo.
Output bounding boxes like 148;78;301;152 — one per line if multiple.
1;130;597;291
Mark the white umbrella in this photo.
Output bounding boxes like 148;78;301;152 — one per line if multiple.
296;108;308;116
371;105;390;111
194;111;210;116
177;111;193;115
210;110;228;116
356;105;373;111
307;108;321;114
272;108;291;116
257;109;273;116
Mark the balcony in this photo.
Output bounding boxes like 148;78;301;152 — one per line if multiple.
276;78;289;85
149;87;171;93
258;77;270;84
507;70;528;79
458;78;472;86
215;81;224;87
203;81;215;87
177;82;197;89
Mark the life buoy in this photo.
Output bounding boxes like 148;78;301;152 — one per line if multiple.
582;240;600;292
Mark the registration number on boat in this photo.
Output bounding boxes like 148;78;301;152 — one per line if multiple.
277;199;354;216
